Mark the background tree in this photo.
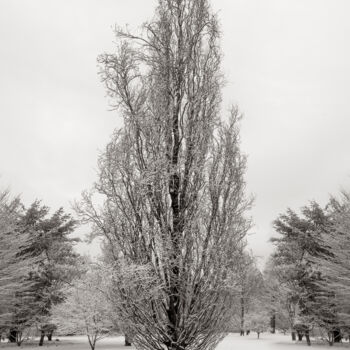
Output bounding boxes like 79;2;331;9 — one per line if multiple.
263;258;292;335
76;1;252;350
245;308;270;339
8;201;79;346
51;267;117;350
230;252;263;336
270;201;335;345
313;192;350;343
243;270;270;339
0;190;37;345
99;241;135;347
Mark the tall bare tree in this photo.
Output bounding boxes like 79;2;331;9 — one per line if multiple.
76;1;251;350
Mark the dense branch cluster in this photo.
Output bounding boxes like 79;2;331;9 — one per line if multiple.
76;1;251;350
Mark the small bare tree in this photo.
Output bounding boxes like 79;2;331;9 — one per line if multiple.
76;1;252;350
51;268;116;350
230;253;264;336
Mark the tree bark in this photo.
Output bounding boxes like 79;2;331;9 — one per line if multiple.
39;330;45;346
333;329;342;343
87;335;96;350
305;330;311;346
297;331;303;341
8;329;17;343
47;329;53;341
125;333;132;346
291;331;296;341
240;296;245;336
15;331;23;347
270;313;276;333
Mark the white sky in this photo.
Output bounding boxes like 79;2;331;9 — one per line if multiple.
0;0;350;264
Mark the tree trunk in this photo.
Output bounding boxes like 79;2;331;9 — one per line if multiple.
125;333;132;346
16;331;23;347
257;332;260;339
9;329;17;343
240;296;245;336
297;331;303;341
333;329;342;343
39;330;45;346
291;331;296;341
305;330;311;346
47;330;53;341
270;313;276;333
87;335;96;350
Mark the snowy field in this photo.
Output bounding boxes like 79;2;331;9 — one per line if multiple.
219;333;350;349
1;333;350;349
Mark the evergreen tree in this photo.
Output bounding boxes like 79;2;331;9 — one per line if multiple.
315;193;350;342
9;201;79;346
0;191;37;345
271;202;334;345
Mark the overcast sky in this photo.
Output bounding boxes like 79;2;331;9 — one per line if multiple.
1;0;350;264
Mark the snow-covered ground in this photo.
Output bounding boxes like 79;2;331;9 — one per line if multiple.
218;333;350;350
1;333;349;349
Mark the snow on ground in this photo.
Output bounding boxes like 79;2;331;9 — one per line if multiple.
1;333;350;349
218;333;350;350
